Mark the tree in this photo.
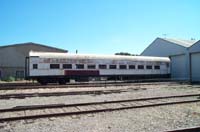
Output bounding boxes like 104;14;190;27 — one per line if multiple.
115;52;138;56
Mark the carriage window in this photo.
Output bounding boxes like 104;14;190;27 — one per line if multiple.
63;64;72;69
146;65;152;69
88;65;96;69
109;65;117;69
119;65;127;69
99;64;107;69
76;64;84;69
33;64;38;69
138;65;144;69
154;65;160;69
129;65;135;69
50;64;60;69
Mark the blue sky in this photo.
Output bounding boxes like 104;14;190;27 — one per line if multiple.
0;0;199;54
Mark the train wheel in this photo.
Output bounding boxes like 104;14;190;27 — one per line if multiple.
37;79;47;85
58;79;66;85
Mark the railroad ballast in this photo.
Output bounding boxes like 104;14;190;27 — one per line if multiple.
25;51;170;85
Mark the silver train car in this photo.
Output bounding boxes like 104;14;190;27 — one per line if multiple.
25;51;170;85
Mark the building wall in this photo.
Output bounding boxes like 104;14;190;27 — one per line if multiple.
0;68;2;79
189;41;200;82
0;67;24;80
170;54;189;80
0;43;67;79
141;38;187;57
189;41;200;53
190;53;200;82
0;47;25;68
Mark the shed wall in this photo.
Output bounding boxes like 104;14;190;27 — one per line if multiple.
189;41;200;82
0;43;67;79
189;41;200;53
191;52;200;82
171;54;188;80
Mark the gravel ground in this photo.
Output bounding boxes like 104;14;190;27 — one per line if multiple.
0;85;144;95
0;83;200;109
0;82;193;95
0;83;200;132
0;103;200;132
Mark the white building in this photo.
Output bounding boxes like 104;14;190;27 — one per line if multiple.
141;38;200;82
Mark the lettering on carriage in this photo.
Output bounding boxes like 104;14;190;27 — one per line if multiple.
41;58;94;63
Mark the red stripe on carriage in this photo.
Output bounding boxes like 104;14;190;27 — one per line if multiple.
64;70;100;76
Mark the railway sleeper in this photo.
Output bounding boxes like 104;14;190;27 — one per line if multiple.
0;98;200;122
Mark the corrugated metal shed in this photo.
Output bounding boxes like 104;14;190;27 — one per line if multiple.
0;42;67;79
141;37;200;82
0;42;67;53
141;38;197;57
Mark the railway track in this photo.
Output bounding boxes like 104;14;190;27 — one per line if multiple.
0;79;172;86
0;88;142;99
0;93;199;122
0;81;178;90
165;126;200;132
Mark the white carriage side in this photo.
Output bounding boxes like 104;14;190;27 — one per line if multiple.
25;51;170;84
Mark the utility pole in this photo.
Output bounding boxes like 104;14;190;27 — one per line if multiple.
162;34;167;39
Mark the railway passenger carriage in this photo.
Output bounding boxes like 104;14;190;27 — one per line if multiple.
25;51;170;85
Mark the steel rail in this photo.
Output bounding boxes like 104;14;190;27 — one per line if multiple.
0;94;200;122
0;89;131;99
0;80;175;90
165;126;200;132
0;87;199;99
0;93;200;112
0;82;134;90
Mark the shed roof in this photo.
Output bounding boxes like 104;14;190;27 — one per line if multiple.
0;42;68;52
161;38;197;48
